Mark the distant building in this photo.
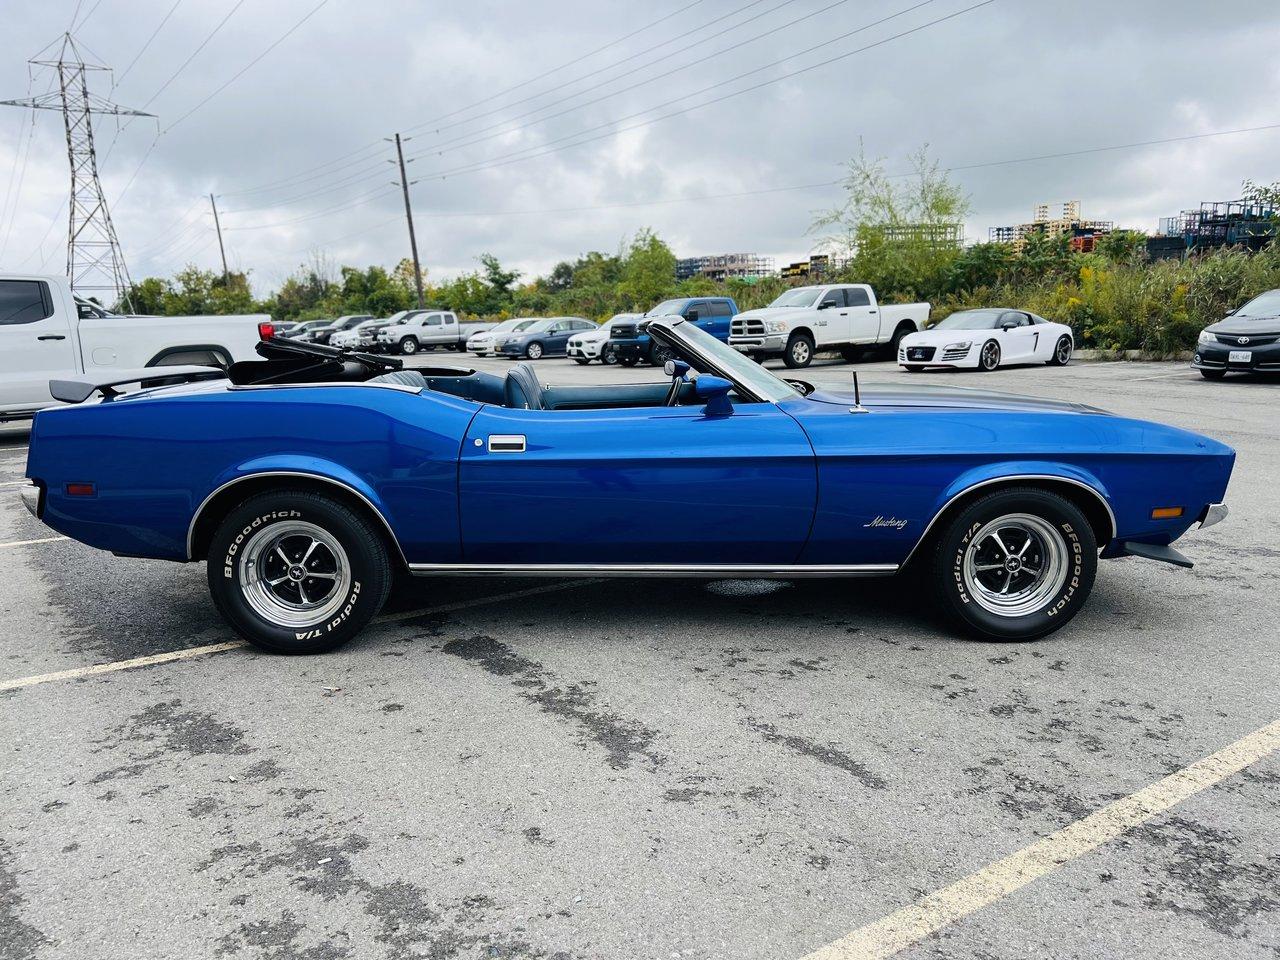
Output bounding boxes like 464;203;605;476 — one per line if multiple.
675;252;775;282
780;254;848;280
877;222;964;248
990;201;1114;250
1148;199;1277;260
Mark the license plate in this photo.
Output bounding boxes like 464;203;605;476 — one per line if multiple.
909;349;928;360
1229;350;1252;363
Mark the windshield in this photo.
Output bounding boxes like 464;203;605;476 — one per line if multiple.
656;319;799;403
1234;290;1280;318
769;288;821;308
519;319;555;333
645;299;687;317
933;309;1004;330
488;319;526;333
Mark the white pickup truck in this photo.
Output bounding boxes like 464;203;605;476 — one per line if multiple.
728;283;930;368
0;273;266;420
375;309;494;355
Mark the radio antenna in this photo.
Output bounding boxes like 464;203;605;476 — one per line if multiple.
850;371;869;414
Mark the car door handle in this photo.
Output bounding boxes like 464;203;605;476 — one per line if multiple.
38;335;66;341
868;309;877;314
488;435;526;453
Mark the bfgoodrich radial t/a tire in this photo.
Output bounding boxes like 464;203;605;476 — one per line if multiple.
207;490;392;654
931;487;1097;642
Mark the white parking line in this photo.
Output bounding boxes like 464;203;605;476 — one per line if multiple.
0;536;69;548
0;578;594;693
801;717;1280;960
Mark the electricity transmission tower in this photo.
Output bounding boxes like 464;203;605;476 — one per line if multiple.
1;34;153;310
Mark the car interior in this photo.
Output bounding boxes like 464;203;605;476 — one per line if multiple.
229;331;711;410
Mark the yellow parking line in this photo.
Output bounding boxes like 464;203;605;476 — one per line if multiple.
0;536;69;548
800;717;1280;960
0;578;595;693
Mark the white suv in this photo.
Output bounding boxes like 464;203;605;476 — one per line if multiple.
567;314;639;364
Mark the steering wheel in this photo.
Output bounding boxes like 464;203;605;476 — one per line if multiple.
663;359;690;406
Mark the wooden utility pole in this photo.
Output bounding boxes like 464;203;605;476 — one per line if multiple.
388;133;425;308
209;193;229;282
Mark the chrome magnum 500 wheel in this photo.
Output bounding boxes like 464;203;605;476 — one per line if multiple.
207;490;392;654
932;487;1097;641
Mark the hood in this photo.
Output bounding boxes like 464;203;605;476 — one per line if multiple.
1207;314;1280;336
736;306;802;319
900;328;980;345
805;384;1111;416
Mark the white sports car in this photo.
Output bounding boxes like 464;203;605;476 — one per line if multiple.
898;308;1074;372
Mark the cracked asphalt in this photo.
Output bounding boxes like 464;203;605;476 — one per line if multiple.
1;357;1277;960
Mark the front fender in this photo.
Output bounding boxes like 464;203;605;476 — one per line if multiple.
933;460;1115;534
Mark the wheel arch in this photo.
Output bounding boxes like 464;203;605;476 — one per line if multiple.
789;326;815;341
187;468;408;569
900;471;1116;569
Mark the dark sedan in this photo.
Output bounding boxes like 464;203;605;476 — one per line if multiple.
1192;289;1280;380
498;317;596;359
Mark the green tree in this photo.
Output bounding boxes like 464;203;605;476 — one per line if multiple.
617;228;676;310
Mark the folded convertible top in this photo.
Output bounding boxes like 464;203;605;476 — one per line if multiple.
48;365;227;404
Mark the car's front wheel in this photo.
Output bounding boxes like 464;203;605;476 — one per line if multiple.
526;341;544;360
602;349;619;365
207;490;392;654
931;487;1097;642
979;339;1001;371
399;337;418;355
783;332;814;368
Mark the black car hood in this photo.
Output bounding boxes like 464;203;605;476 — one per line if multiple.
1208;314;1280;336
805;384;1111;415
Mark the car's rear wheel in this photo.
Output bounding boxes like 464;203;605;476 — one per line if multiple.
207;490;392;654
1199;368;1226;380
526;341;544;360
1049;335;1072;366
979;339;1001;371
931;487;1097;642
783;333;814;369
399;337;418;355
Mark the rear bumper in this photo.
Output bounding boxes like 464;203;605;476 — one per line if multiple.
1198;501;1228;529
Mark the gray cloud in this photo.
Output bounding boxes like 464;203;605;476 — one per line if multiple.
2;0;1278;295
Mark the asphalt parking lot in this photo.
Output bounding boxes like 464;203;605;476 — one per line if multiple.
1;355;1277;960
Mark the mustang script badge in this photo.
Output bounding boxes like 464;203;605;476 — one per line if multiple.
863;515;909;530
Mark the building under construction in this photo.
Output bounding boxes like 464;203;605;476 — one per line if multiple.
1148;199;1277;260
779;253;849;280
989;201;1114;251
675;252;775;282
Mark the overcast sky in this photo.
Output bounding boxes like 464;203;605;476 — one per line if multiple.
2;0;1278;295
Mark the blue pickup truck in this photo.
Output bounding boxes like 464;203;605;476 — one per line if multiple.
604;297;739;366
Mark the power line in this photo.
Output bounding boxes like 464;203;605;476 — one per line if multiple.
135;0;248;115
421;0;852;161
71;0;106;32
407;0;969;178
218;0;715;201
404;0;793;144
113;0;187;91
222;185;400;230
165;0;330;132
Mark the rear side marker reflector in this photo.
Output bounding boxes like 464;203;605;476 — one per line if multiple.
65;482;95;497
1151;506;1184;519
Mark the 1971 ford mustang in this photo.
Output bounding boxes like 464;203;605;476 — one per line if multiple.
19;320;1233;654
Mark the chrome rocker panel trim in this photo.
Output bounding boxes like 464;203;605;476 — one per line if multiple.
186;470;408;566
899;473;1118;568
409;562;899;578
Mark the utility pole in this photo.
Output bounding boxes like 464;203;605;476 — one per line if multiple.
387;133;424;308
209;193;229;282
1;33;153;311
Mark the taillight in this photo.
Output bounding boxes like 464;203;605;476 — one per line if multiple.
258;322;275;339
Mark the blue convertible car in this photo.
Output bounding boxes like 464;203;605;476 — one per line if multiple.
20;319;1233;653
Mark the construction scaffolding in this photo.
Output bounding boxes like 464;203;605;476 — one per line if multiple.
675;252;775;282
1148;199;1277;260
779;254;849;280
989;201;1114;249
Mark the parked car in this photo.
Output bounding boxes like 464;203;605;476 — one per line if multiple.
567;314;640;365
280;319;334;340
498;317;596;359
307;315;372;345
1192;288;1280;380
330;317;393;351
607;298;738;366
468;318;535;356
898;309;1074;372
377;309;494;355
0;273;266;421
19;321;1233;654
729;284;928;368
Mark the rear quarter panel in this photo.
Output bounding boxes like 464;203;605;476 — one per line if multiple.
26;384;477;562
